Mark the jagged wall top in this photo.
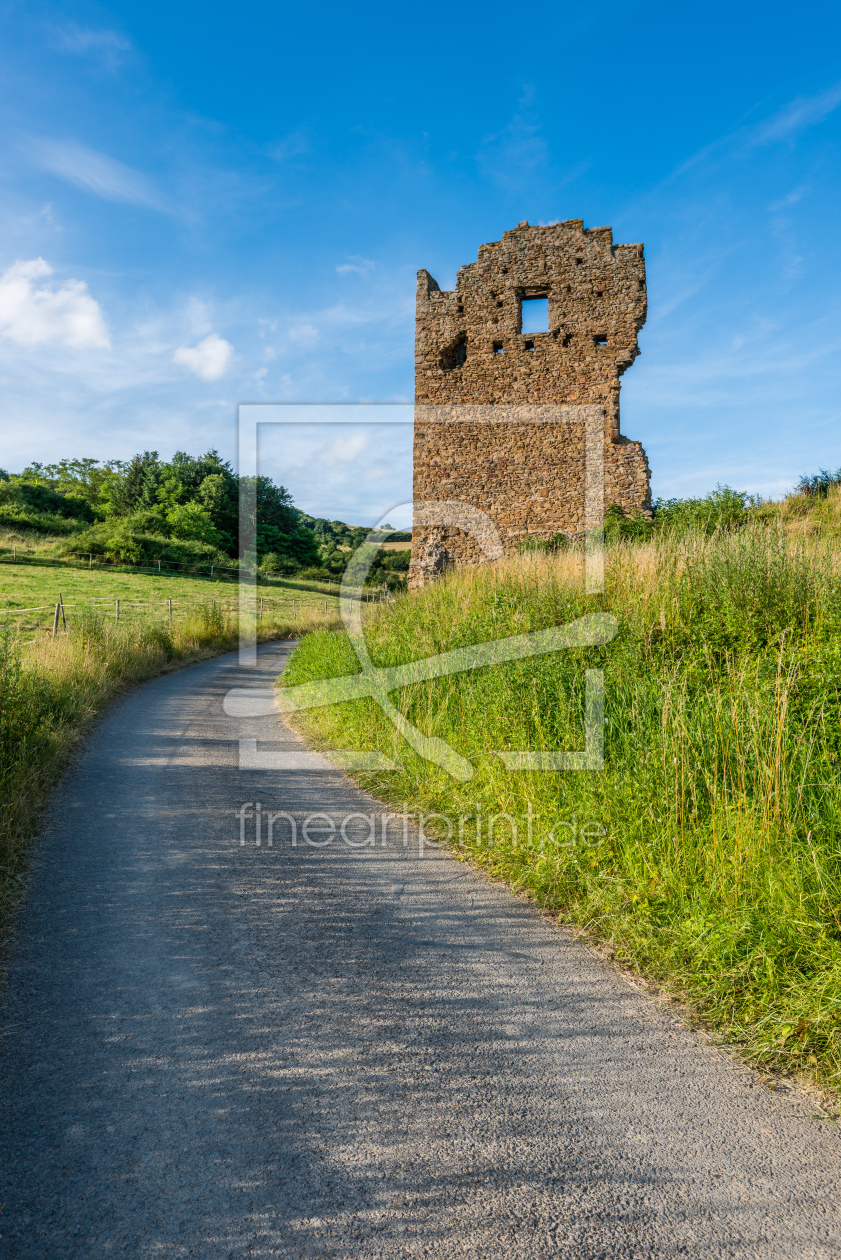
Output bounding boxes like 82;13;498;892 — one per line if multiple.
414;219;647;413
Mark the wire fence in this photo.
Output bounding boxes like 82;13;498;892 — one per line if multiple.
0;587;394;636
0;541;351;592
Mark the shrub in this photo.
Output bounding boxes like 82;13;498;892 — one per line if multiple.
515;531;572;554
797;468;841;499
59;522;226;568
166;501;223;545
653;484;757;535
603;506;653;543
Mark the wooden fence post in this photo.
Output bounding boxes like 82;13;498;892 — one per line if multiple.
59;592;67;629
89;554;92;569
168;599;172;624
115;599;120;623
52;604;60;638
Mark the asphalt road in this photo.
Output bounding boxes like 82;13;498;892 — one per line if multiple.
1;641;839;1259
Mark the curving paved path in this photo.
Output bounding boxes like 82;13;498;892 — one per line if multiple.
0;642;839;1258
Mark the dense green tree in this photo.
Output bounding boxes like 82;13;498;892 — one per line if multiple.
166;502;223;545
20;457;124;507
5;448;330;566
101;451;162;517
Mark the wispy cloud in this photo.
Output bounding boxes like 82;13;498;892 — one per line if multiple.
28;139;169;211
752;81;841;145
768;184;811;211
288;323;319;345
336;256;375;276
267;128;312;162
477;88;550;191
647;80;841;201
46;22;131;73
0;258;110;349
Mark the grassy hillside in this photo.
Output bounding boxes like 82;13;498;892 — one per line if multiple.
282;501;841;1095
0;544;341;633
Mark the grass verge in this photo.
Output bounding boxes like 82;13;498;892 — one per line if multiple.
281;524;841;1096
0;604;339;943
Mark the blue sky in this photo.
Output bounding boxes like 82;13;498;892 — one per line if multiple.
2;0;841;522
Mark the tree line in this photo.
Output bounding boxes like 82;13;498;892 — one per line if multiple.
0;452;411;584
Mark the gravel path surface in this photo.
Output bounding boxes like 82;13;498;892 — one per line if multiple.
1;641;839;1259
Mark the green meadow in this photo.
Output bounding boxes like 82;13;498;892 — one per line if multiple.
281;502;841;1094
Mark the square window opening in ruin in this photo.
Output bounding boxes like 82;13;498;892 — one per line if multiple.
520;296;549;335
594;334;608;347
525;340;535;352
493;341;503;354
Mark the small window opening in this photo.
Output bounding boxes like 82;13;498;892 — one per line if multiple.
520;296;549;334
493;341;503;354
496;300;503;308
596;290;603;297
638;279;644;290
525;340;535;352
594;334;608;347
457;304;464;313
561;333;572;348
575;256;583;265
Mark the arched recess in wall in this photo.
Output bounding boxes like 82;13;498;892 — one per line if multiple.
440;333;467;371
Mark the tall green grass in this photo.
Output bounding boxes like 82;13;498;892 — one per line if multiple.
0;605;339;938
282;525;841;1091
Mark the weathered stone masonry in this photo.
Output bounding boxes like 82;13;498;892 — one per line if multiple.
410;219;651;586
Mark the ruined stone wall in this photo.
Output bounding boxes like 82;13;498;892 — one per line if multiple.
410;219;651;586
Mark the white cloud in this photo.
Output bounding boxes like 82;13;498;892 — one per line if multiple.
288;323;319;345
173;333;233;381
0;258;110;349
318;431;370;467
29;139;168;211
336;256;375;276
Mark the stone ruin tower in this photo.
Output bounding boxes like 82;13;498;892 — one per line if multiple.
409;219;650;586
